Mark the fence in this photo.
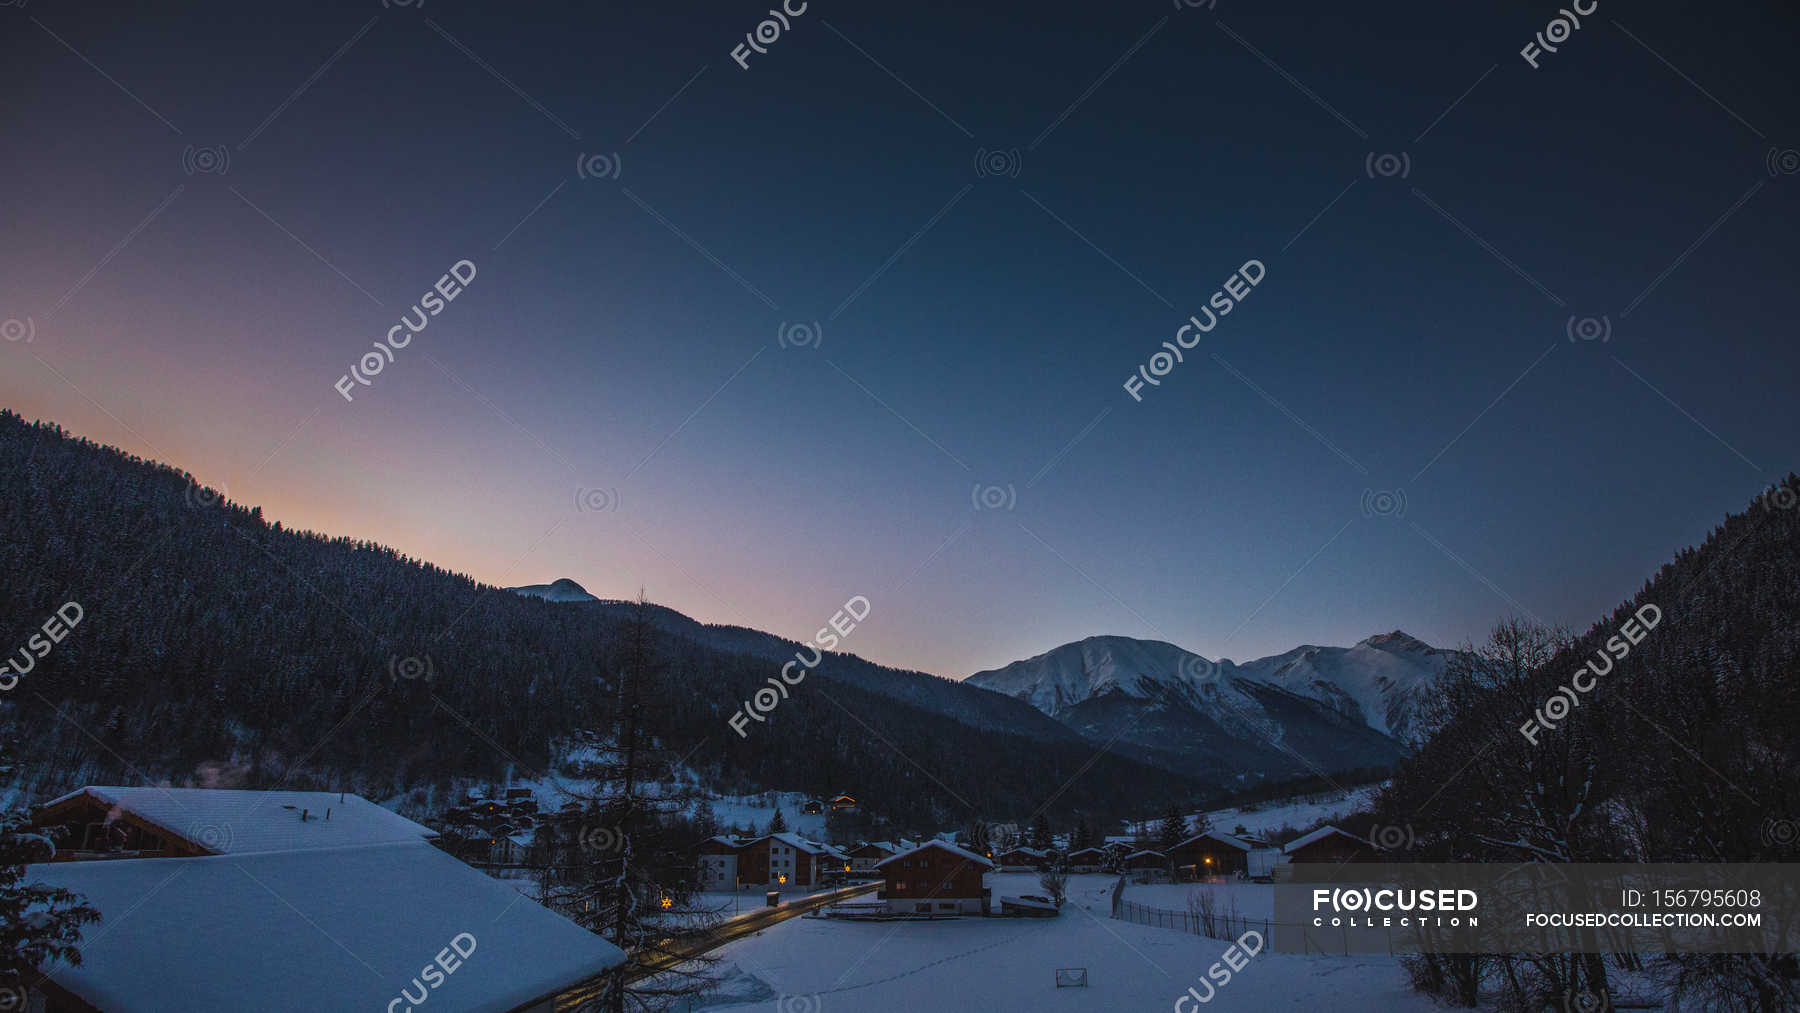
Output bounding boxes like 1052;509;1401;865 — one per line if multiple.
1111;894;1395;954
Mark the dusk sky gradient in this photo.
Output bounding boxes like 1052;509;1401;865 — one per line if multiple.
5;0;1797;680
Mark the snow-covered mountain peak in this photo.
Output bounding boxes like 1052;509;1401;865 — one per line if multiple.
507;578;600;603
970;630;1457;745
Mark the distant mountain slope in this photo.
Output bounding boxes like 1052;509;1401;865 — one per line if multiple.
0;410;1196;826
507;578;599;603
588;601;1087;743
501;581;1087;744
965;630;1454;776
1237;631;1454;742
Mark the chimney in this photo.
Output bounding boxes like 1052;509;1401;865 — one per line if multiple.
326;808;332;820
301;808;309;822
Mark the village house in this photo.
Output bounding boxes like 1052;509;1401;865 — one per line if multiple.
695;835;743;890
1064;846;1109;873
828;794;861;815
1122;848;1170;881
24;787;624;1012
1170;830;1253;879
1283;825;1377;864
820;842;853;881
875;841;993;915
994;846;1047;872
736;832;832;888
846;840;896;871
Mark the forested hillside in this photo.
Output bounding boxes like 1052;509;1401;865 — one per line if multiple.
0;411;1198;827
1375;476;1800;1009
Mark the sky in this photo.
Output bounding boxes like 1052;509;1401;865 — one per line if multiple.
4;0;1798;680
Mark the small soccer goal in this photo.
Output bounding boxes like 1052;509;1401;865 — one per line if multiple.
1054;968;1089;988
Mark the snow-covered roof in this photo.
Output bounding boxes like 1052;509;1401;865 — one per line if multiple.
41;787;435;855
1066;847;1109;859
762;832;830;854
874;840;994;870
1174;830;1253;852
1122;849;1165;861
27;842;624;1012
1283;824;1371;854
997;846;1046;858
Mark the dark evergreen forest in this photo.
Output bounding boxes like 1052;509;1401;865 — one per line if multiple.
0;410;1199;829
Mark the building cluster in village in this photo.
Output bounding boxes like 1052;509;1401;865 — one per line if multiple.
692;792;1383;917
15;780;1386;1008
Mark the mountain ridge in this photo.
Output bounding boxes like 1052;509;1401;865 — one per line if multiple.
965;628;1455;766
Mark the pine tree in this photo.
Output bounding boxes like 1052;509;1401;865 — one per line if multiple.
1029;813;1052;850
544;598;719;1013
693;799;718;839
1157;805;1187;854
765;808;787;835
0;730;100;1005
1071;819;1094;851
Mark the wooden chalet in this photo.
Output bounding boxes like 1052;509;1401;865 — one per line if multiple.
1064;846;1109;872
994;846;1047;872
1170;830;1252;878
1121;848;1170;880
1283;825;1377;864
875;840;993;915
846;841;896;871
736;832;831;888
31;786;437;861
22;787;621;1012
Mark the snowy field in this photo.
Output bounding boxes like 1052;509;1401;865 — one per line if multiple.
1200;784;1381;839
1123;880;1275;923
689;873;1438;1012
703;792;829;839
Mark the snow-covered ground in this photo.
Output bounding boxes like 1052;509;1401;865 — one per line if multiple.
1200;784;1382;839
689;873;1439;1012
703;792;829;840
1123;879;1274;922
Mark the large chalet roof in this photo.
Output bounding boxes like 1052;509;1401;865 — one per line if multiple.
1173;829;1254;852
41;786;435;855
27;841;624;1012
874;840;994;870
1283;824;1371;854
760;832;832;854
